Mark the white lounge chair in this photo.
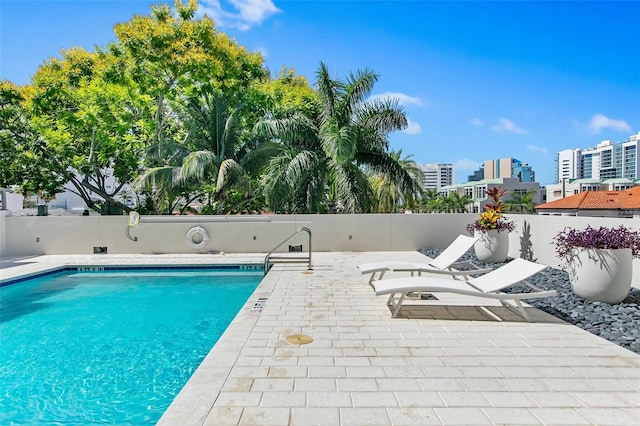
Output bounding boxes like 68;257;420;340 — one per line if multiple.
373;258;556;321
358;234;492;286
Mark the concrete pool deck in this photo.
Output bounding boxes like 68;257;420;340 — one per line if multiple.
2;252;639;425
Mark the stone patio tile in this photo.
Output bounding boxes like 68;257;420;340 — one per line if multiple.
483;390;541;410
438;391;489;407
422;366;465;378
221;377;253;392
499;378;549;392
457;378;507;392
215;391;262;407
334;356;371;367
394;391;444;408
238;407;290;425
250;378;294;392
203;407;243;425
404;356;446;367
434;407;492;425
293;378;336;392
376;378;421;392
307;366;346;378
228;366;269;379
306;391;352;408
380;366;423;378
416;377;465;391
570;391;634;407
497;365;546;378
336;378;379;392
482;407;540;424
340;408;391;425
577;408;640;425
527;391;584;408
268;366;308;378
459;366;504;378
528;407;592;425
260;391;305;408
544;377;635;392
386;407;442;425
347;366;387;378
290;408;340;426
351;391;398;407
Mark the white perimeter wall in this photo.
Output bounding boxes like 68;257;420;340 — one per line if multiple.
1;213;638;287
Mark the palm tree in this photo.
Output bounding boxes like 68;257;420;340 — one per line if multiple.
369;150;423;213
447;192;473;213
504;190;536;213
255;62;417;213
135;89;267;213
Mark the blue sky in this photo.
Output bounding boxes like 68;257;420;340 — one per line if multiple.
2;0;639;185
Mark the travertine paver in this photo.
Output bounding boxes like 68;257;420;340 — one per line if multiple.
2;252;639;425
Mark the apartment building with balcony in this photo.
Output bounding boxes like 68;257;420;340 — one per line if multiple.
548;132;640;202
417;163;454;191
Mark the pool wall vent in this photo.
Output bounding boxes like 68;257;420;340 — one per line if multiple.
93;246;108;254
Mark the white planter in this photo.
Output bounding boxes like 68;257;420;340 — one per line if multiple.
474;230;509;263
568;248;632;304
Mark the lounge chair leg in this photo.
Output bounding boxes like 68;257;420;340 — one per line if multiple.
500;299;530;322
369;271;387;288
392;293;406;318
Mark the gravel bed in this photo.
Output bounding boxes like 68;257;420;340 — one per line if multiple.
420;248;640;354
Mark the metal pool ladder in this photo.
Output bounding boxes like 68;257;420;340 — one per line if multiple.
264;227;313;272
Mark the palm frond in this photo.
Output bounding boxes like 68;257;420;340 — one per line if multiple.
179;150;218;182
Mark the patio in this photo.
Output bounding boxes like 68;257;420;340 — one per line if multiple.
3;252;638;425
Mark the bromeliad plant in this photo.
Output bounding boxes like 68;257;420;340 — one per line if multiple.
553;225;640;264
466;187;515;234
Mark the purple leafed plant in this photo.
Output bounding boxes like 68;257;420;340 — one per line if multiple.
553;225;640;263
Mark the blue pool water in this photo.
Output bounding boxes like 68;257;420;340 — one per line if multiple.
0;267;263;425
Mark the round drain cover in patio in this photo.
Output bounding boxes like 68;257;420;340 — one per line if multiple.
286;334;313;345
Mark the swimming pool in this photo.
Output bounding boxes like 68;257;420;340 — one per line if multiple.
0;266;264;424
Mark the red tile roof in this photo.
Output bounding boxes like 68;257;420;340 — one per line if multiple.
536;187;640;210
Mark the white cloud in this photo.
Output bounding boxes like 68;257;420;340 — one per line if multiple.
491;118;528;135
198;0;280;30
255;46;268;57
454;159;481;173
587;113;631;134
369;92;423;107
470;117;483;126
402;118;422;135
527;144;548;155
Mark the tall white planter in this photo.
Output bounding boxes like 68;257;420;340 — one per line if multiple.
474;230;509;263
568;248;632;304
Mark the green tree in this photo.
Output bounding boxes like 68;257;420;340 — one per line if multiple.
255;62;414;213
0;81;65;199
18;48;148;213
447;192;472;213
369;150;423;213
114;0;266;167
115;0;269;213
504;190;537;213
134;89;269;214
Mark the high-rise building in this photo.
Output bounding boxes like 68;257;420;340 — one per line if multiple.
555;148;582;182
554;132;639;183
469;158;536;183
417;163;454;191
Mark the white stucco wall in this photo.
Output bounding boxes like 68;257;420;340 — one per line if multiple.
1;213;638;287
